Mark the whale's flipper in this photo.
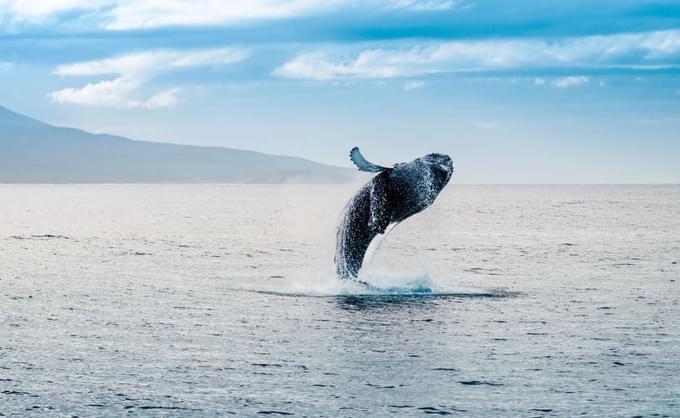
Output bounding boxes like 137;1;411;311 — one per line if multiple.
350;147;389;173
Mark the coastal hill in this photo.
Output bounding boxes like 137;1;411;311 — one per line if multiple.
0;105;354;183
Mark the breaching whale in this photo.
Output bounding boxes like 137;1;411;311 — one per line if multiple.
335;147;454;279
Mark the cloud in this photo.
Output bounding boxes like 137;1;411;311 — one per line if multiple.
53;48;247;77
551;76;589;88
48;80;181;109
274;29;680;80
0;0;342;29
0;0;103;21
49;47;247;108
48;78;144;108
274;49;437;80
388;0;457;11
102;0;344;30
143;88;180;109
403;80;425;91
0;0;458;30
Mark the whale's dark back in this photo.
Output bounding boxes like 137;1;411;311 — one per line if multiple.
335;153;453;278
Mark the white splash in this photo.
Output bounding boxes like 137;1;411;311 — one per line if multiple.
232;266;499;298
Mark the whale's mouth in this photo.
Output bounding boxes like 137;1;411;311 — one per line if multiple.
438;162;453;181
423;154;454;184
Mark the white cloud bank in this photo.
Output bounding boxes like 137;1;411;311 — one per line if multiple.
103;0;344;30
0;0;457;30
274;29;680;80
48;48;247;108
551;76;589;89
0;0;97;20
48;79;182;109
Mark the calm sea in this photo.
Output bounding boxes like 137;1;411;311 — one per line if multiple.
1;184;679;416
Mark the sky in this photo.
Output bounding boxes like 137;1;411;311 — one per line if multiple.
1;0;679;183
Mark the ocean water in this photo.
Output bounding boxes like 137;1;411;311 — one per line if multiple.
1;184;679;417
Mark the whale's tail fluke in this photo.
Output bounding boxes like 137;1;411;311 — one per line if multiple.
349;147;389;173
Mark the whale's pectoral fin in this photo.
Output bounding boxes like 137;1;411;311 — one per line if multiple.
350;147;389;173
368;172;391;234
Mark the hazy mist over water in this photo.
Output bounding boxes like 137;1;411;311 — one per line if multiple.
1;184;679;416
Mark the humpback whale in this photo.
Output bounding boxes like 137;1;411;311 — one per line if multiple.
335;147;454;279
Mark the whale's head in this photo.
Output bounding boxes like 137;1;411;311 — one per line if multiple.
385;152;454;224
419;153;454;193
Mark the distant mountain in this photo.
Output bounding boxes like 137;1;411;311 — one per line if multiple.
0;105;355;183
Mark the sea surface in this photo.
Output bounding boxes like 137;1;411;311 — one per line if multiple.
1;184;679;417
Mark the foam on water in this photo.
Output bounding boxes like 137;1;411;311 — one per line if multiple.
231;267;503;298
